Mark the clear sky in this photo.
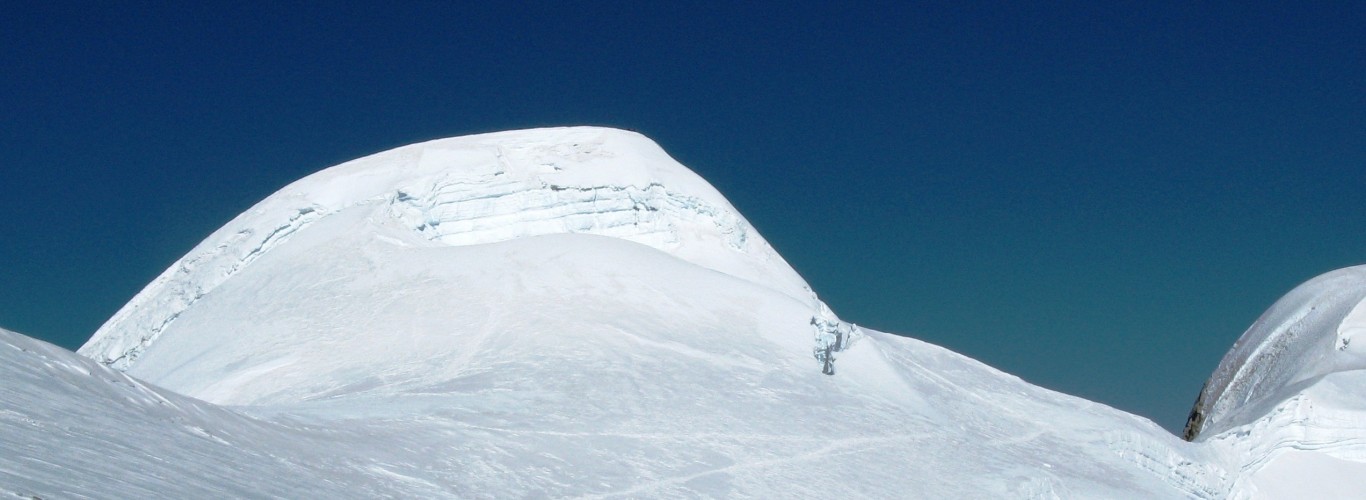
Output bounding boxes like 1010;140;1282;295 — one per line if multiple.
2;2;1362;433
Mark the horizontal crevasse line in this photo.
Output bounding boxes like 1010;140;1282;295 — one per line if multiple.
390;181;748;251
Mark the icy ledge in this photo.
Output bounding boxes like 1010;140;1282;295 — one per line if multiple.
79;127;814;370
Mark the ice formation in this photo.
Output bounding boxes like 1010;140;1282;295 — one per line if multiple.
810;298;861;375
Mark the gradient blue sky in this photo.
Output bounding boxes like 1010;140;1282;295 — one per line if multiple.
2;2;1362;433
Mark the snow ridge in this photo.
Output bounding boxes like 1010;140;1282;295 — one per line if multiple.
1185;266;1366;440
83;205;326;370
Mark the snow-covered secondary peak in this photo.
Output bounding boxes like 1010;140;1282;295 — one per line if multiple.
79;127;811;370
1185;265;1366;441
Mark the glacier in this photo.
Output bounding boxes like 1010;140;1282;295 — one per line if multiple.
3;126;1364;498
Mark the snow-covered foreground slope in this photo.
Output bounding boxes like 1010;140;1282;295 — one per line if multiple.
4;278;1219;499
0;326;427;498
3;127;1363;497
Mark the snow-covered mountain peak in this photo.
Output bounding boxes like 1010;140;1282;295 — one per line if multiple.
78;127;811;371
1186;265;1366;441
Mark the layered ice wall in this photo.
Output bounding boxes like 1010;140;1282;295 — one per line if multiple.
1185;266;1366;440
79;127;812;370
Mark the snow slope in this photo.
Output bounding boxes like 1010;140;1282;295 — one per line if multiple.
0;326;423;498
1206;368;1366;499
2;127;1362;497
6;274;1219;499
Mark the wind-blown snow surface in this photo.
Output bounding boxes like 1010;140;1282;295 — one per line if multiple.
2;127;1361;497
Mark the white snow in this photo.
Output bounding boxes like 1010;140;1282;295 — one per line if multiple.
2;127;1363;497
1252;450;1366;500
1185;266;1366;440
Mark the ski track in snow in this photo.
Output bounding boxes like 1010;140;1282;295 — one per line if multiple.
577;433;933;499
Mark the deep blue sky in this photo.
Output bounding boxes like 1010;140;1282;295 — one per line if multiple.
2;2;1362;433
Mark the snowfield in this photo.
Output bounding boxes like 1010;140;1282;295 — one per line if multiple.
3;127;1364;498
